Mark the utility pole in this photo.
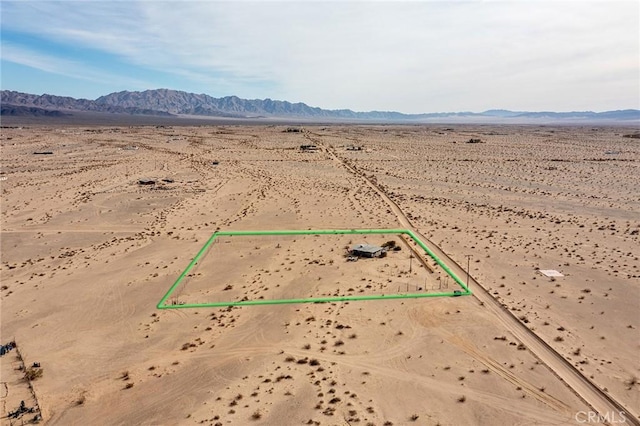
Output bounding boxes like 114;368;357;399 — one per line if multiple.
465;254;472;289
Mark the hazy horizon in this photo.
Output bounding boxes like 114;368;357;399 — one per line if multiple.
1;1;638;114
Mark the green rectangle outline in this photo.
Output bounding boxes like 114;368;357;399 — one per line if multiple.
157;229;471;309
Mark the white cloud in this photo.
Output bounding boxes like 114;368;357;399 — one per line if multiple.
1;0;638;111
1;42;154;90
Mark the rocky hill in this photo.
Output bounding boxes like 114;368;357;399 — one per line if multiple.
94;89;416;119
2;89;639;122
1;91;174;117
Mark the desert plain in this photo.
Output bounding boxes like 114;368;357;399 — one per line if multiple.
1;122;638;425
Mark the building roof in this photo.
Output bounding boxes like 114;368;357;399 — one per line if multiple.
351;244;384;254
539;269;564;277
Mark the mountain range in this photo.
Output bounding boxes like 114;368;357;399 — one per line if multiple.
2;89;639;123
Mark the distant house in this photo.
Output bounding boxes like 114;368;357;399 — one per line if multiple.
351;244;385;258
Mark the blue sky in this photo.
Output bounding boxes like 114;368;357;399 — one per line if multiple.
1;1;638;113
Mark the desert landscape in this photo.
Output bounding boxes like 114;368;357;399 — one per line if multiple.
1;123;638;425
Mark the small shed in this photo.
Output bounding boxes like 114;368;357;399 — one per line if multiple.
351;244;385;258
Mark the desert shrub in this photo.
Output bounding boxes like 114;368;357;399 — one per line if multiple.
25;367;43;381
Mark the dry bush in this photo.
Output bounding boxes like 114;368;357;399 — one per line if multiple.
625;376;638;390
25;366;43;381
76;393;86;405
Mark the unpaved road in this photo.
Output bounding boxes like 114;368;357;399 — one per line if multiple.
315;135;639;426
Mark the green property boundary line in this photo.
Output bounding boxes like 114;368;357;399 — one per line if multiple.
157;229;472;309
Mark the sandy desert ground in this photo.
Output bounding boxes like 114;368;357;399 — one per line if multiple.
1;123;638;425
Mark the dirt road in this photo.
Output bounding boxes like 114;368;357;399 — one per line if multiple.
316;135;639;426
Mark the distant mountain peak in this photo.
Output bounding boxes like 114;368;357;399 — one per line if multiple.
2;89;639;122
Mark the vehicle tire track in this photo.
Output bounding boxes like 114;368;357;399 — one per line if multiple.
313;134;639;425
